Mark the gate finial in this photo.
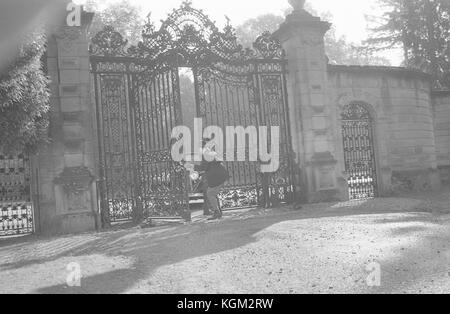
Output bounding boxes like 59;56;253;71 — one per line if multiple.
182;0;193;8
225;15;231;27
288;0;306;11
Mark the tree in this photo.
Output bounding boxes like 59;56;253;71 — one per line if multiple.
236;14;285;48
325;29;391;66
368;0;450;88
0;30;50;154
235;10;390;66
85;0;145;44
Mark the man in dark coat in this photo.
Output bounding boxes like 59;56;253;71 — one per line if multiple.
195;145;229;220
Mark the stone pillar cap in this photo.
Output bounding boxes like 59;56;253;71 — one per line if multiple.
275;2;332;38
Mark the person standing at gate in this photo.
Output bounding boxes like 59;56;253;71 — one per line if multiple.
195;139;229;220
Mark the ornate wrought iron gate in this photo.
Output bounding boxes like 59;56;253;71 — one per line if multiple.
342;103;378;200
0;153;34;236
90;1;294;223
196;63;294;209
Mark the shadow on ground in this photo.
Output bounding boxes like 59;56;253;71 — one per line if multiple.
0;193;448;294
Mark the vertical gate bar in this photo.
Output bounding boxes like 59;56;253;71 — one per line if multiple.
94;72;109;225
252;65;267;207
235;82;248;187
149;77;157;156
101;75;111;221
173;69;183;126
121;75;130;219
370;118;378;197
228;80;238;189
240;79;251;188
233;80;244;187
221;77;236;185
141;79;148;157
249;71;260;204
147;80;154;204
162;71;170;150
174;68;190;218
106;75;117;220
193;67;201;122
281;61;296;200
152;75;159;150
158;74;165;150
160;73;166;149
161;72;170;209
91;67;102;227
166;70;175;134
149;75;158;196
236;78;247;186
127;72;142;222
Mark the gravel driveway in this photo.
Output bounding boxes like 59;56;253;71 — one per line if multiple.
1;195;450;294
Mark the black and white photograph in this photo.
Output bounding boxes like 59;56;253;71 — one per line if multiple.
1;0;450;298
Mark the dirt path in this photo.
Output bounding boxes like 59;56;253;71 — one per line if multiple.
1;196;450;294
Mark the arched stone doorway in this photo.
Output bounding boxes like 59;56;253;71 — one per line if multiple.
341;103;378;200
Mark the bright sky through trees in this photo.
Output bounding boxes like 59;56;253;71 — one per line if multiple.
75;0;403;65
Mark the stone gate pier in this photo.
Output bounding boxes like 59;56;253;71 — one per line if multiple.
35;5;99;235
275;3;343;203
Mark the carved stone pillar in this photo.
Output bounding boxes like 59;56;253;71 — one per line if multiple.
275;1;346;202
36;8;99;235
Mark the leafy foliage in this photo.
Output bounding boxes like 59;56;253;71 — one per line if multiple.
85;0;145;45
369;0;450;88
0;30;50;154
325;25;390;66
235;9;390;66
236;14;286;48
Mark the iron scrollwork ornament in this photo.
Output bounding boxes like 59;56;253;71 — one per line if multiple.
342;103;372;121
90;25;129;57
253;32;285;59
90;0;286;67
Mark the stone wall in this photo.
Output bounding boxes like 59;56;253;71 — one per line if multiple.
432;91;450;185
327;65;441;195
275;4;443;202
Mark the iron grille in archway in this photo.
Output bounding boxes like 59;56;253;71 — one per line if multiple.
0;153;34;236
342;103;378;200
90;1;295;224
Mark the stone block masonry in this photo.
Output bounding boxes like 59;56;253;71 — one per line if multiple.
35;6;99;235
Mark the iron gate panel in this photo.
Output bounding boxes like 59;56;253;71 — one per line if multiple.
196;67;262;209
91;61;191;223
93;72;136;223
257;72;295;206
0;153;34;236
90;1;296;221
342;103;378;200
133;69;190;220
